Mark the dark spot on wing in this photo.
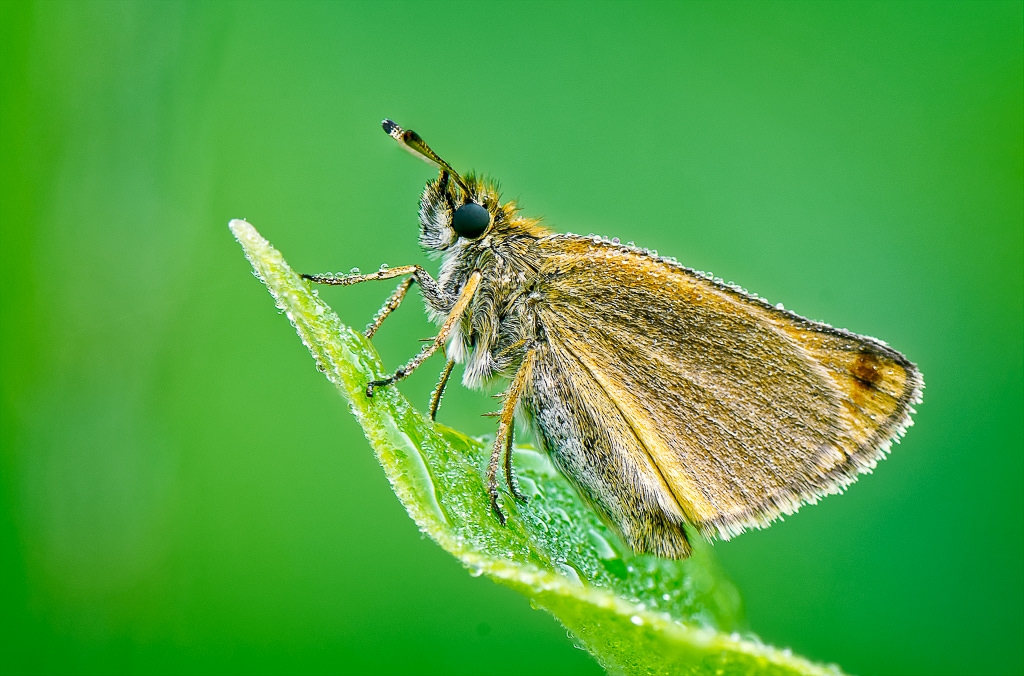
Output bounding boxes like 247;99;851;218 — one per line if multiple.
851;351;883;389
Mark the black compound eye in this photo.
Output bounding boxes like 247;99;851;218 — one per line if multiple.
451;202;491;239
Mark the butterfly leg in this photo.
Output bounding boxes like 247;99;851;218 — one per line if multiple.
428;358;456;421
302;264;423;286
365;278;415;338
302;265;449;337
488;349;537;524
502;424;529;504
365;271;482;398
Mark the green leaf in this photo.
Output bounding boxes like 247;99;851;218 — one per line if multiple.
230;219;846;676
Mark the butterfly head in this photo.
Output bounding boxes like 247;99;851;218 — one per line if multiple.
382;119;509;253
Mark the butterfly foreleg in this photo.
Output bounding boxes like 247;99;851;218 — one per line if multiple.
302;264;423;286
488;348;537;524
302;265;449;338
365;271;482;398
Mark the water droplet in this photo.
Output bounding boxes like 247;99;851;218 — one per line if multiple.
586;529;617;560
775;302;785;310
349;267;360;274
630;615;643;626
517;476;539;498
554;561;582;584
379;263;389;271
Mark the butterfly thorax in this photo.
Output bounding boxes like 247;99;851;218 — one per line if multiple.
417;175;550;390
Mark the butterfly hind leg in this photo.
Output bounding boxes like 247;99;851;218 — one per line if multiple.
488;349;537;524
428;358;456;421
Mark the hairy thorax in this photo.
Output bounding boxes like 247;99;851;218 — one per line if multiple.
431;228;545;390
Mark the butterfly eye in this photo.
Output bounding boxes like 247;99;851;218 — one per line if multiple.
451;202;491;239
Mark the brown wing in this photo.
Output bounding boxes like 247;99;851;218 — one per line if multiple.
525;235;923;551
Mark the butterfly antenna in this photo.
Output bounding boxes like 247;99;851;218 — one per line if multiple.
382;119;471;195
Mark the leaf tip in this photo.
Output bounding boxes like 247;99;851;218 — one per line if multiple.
229;218;259;244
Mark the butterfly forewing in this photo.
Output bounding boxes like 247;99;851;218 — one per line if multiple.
529;235;922;549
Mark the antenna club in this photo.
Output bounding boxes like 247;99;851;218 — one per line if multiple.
381;119;403;140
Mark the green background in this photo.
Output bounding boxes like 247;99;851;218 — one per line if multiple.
2;2;1021;675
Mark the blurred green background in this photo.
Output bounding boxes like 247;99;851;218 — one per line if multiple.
1;1;1021;675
